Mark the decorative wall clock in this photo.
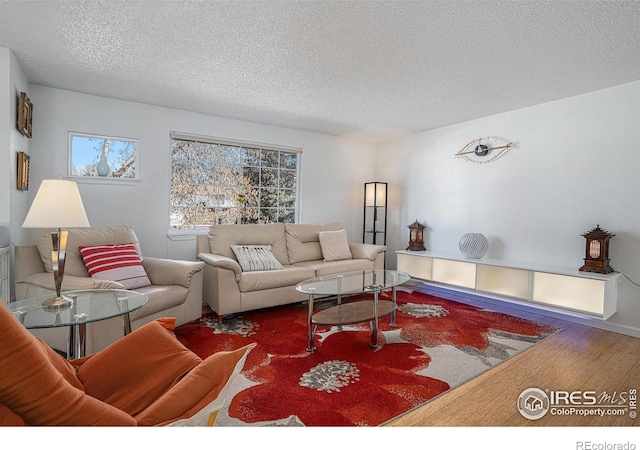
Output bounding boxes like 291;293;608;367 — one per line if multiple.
454;136;514;164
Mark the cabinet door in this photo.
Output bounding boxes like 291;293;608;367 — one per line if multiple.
532;272;606;317
476;265;532;299
432;259;476;289
397;253;432;280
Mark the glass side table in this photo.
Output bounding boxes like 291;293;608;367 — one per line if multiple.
11;289;148;359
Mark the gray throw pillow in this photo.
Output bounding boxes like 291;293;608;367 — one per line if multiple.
231;245;284;272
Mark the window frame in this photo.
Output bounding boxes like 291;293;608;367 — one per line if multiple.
168;132;302;234
67;131;141;184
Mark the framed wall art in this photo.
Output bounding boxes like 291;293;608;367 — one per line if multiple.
17;151;30;190
17;92;33;138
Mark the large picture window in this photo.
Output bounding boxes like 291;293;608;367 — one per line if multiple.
170;133;300;230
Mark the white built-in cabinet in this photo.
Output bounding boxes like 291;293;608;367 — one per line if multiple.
396;250;620;320
0;246;9;305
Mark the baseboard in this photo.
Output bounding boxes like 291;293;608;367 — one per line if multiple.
410;280;640;339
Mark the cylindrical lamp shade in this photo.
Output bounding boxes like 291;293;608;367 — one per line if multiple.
22;179;90;229
365;182;387;206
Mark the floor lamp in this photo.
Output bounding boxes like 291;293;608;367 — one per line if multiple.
22;178;90;311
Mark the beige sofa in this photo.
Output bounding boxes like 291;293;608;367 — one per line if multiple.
15;225;204;354
196;222;386;318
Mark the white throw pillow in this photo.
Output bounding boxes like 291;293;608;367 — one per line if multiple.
318;229;353;262
231;245;284;272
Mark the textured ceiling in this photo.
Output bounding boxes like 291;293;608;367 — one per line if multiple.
1;0;639;143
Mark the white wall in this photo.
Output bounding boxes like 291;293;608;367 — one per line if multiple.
1;48;32;301
377;80;640;335
0;48;30;228
8;50;32;246
25;86;376;260
0;48;10;225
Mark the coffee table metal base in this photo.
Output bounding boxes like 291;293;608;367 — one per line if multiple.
306;289;398;352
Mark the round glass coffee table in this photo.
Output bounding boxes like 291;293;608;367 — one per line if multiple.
296;270;410;352
10;289;147;359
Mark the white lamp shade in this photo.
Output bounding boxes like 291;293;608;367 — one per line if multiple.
365;182;387;206
22;179;90;229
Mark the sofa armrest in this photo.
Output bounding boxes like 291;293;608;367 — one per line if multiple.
14;245;46;283
349;243;387;261
197;253;242;278
142;257;204;288
25;273;124;291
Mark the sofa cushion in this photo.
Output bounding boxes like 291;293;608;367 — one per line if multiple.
231;245;284;272
80;243;152;289
37;226;143;277
284;222;343;264
318;229;353;262
208;223;289;265
0;404;26;425
76;318;203;417
238;265;316;292
293;258;376;277
69;318;255;427
137;343;256;426
129;285;188;321
0;301;136;425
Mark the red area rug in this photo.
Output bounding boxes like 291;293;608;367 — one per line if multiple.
175;288;559;426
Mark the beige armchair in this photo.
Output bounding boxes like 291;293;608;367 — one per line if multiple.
15;225;204;354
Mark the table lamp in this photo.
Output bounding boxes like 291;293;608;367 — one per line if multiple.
22;178;90;310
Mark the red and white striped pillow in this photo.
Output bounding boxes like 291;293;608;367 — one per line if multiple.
79;243;151;289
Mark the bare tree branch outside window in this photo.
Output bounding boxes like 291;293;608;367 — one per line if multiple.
69;133;138;179
170;136;299;230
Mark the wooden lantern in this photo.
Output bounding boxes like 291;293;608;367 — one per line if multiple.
579;225;615;274
406;220;426;251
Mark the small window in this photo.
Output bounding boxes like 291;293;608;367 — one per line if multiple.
68;132;139;179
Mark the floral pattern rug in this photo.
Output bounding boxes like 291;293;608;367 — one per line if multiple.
175;288;559;426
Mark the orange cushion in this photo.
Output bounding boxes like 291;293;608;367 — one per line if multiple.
42;340;84;391
0;403;26;425
136;343;256;426
76;317;203;418
0;301;135;425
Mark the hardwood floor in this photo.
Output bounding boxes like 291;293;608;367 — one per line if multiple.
386;282;640;427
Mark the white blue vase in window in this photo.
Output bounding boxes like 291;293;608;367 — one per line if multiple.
97;153;110;177
459;233;489;259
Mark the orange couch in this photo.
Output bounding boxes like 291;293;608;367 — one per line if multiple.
0;300;254;426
